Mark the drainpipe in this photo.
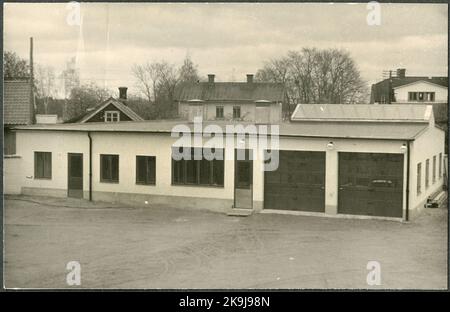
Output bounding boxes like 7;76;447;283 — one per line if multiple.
88;131;93;201
405;141;411;221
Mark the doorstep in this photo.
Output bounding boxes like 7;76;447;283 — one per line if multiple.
226;208;253;217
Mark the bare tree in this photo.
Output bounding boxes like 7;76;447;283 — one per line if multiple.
132;56;200;118
35;65;57;114
256;48;369;106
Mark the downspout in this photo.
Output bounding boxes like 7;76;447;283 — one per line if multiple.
88;131;93;201
405;140;411;221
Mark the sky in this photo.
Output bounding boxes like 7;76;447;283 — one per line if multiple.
3;2;448;98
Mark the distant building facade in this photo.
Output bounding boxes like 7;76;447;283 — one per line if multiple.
174;74;287;123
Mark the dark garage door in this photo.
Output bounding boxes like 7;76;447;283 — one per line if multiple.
338;152;404;218
264;151;325;212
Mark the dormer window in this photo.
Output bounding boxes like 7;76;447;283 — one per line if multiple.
105;111;120;122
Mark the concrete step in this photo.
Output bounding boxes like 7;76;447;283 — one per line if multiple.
226;208;253;217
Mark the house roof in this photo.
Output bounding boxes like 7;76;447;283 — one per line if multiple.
3;79;32;125
12;118;430;141
372;76;448;89
77;97;144;123
291;104;432;123
174;82;286;103
392;79;449;89
390;76;448;88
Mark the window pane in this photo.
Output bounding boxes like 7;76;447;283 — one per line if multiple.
186;159;198;184
199;160;211;184
111;156;119;181
136;156;146;183
147;157;156;184
213;159;224;186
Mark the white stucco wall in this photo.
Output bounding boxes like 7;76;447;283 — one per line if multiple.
409;125;446;215
4;157;23;194
394;81;448;103
11;125;444;220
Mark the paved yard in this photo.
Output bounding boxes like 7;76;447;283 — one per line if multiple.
4;195;448;289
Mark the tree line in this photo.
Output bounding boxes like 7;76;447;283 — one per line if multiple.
4;48;369;122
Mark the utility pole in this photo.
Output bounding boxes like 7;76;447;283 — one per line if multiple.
30;37;35;124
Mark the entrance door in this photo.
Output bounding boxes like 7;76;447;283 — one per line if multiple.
68;153;83;198
338;152;403;217
234;149;253;209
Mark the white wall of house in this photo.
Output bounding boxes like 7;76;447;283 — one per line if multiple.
394;81;448;103
409;125;446;216
178;102;282;123
4;157;23;194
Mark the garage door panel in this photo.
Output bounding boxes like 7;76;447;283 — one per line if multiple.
264;151;325;212
338;152;403;218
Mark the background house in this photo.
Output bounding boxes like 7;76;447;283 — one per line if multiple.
370;68;448;148
67;87;144;123
174;74;286;123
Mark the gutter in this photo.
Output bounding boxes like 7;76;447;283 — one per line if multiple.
87;131;93;201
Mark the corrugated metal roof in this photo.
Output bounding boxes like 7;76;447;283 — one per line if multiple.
3;80;32;125
78;97;144;122
13;119;429;140
174;82;285;102
291;104;431;122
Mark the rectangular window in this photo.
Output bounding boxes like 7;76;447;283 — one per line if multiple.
105;111;120;122
432;155;436;183
417;163;422;195
34;152;52;179
425;159;430;189
100;154;119;183
136;156;156;185
216;106;224;119
172;147;224;187
439;153;442;178
233;106;241;119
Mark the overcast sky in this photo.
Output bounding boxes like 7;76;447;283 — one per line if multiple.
4;2;448;98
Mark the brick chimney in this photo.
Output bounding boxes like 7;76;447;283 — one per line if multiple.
118;87;128;104
247;74;254;84
396;68;406;78
208;74;215;84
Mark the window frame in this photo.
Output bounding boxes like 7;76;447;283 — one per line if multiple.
171;147;224;187
216;106;224;119
34;151;52;179
233;106;241;119
439;153;442;178
136;155;156;185
100;154;119;183
104;111;120;122
417;162;422;195
425;159;430;189
432;155;436;183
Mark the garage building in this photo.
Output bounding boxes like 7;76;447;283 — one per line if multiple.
5;104;445;221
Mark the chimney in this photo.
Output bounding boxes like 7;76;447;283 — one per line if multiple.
118;87;128;104
397;68;406;78
247;74;254;84
208;74;215;84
